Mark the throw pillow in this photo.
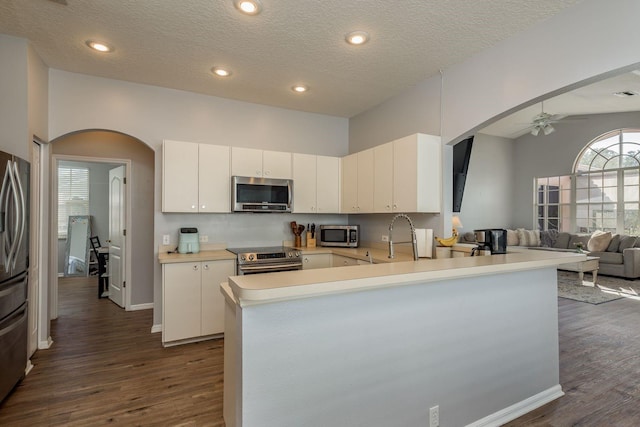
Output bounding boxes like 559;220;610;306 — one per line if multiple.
607;234;621;252
587;230;612;252
618;235;637;252
553;232;571;249
517;228;540;247
540;230;559;248
568;234;590;251
506;229;519;246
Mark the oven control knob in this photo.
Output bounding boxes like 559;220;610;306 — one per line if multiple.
295;251;301;257
249;254;255;261
288;252;293;258
240;255;246;261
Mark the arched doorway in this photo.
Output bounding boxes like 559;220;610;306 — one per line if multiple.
49;130;154;320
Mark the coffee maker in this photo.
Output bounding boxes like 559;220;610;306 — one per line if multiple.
472;229;507;255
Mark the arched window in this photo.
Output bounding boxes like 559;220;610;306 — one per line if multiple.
572;129;640;234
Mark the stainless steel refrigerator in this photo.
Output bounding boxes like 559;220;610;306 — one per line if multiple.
0;151;29;404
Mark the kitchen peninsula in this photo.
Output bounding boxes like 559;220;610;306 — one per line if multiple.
222;250;585;427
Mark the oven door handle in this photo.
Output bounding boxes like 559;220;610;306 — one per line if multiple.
239;262;303;272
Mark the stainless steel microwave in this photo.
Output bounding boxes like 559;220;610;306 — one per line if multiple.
232;176;293;213
319;225;359;247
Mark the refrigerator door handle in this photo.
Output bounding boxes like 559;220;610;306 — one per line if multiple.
11;161;25;271
0;161;12;270
5;161;20;270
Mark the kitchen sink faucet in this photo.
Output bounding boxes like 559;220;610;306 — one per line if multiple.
388;213;419;260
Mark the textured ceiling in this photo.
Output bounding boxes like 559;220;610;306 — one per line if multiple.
0;0;582;118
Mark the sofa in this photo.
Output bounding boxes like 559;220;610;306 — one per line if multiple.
459;229;640;279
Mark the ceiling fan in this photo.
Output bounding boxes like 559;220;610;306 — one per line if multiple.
528;101;566;136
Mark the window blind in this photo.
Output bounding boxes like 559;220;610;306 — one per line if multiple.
58;166;89;237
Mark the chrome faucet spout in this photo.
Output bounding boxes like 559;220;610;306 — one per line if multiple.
388;213;419;261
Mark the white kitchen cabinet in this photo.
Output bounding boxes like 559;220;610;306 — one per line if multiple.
357;149;374;212
393;133;442;213
341;150;374;213
293;154;341;214
162;262;202;343
201;260;236;336
292;153;317;213
302;253;332;269
162;140;230;213
162;259;235;345
341;153;358;213
231;147;292;179
316;156;340;213
373;142;394;213
332;254;359;267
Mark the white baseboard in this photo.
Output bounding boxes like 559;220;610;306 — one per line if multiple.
466;385;564;427
25;360;34;375
38;336;53;350
151;324;162;333
130;302;154;311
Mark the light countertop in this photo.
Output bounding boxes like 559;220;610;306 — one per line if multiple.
227;249;586;307
158;249;236;264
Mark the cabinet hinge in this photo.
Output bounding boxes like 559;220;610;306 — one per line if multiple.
123;229;127;236
124;177;127;184
123;281;126;288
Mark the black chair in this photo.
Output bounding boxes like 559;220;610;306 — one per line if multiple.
89;236;109;298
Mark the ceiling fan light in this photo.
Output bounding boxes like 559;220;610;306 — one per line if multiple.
531;127;540;136
543;124;555;135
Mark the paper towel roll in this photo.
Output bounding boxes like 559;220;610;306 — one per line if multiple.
415;228;433;258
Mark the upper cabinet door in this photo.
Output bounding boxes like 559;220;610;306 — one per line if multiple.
341;153;358;213
357;149;374;213
373;142;393;213
292;153;317;213
231;147;263;177
393;134;441;213
199;144;230;212
316;155;340;213
162;140;199;212
263;150;292;179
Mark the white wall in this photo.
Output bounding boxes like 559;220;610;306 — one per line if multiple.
456;133;515;233
48;70;350;325
0;35;28;159
512;111;640;228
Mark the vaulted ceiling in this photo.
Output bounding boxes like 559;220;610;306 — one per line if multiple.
0;0;583;119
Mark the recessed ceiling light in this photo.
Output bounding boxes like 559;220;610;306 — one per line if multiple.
85;40;114;53
292;85;309;93
345;31;369;46
211;67;232;77
234;0;262;15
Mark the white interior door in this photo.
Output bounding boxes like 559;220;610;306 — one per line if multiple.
108;166;126;307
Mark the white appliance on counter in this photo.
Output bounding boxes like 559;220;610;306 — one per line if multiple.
178;227;200;254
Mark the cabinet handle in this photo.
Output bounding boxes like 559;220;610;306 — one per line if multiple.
304;257;309;263
386;205;390;210
257;170;262;176
191;205;197;209
203;264;209;270
201;204;206;209
393;204;397;210
193;265;199;271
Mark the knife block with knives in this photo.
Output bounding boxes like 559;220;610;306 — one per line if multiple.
306;223;316;247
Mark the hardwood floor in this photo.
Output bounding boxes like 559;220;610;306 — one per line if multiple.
0;276;225;426
1;276;640;426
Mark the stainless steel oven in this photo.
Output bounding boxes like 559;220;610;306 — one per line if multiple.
227;246;302;275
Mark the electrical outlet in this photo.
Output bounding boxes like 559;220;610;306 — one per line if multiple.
381;235;389;242
162;234;170;245
199;235;209;243
429;405;439;427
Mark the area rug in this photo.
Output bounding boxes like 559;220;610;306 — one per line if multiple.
557;270;640;304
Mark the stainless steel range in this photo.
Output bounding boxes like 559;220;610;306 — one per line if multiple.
227;246;302;275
